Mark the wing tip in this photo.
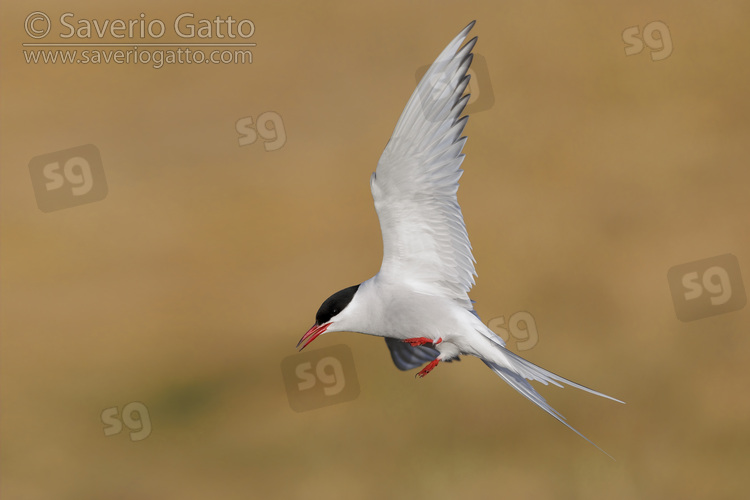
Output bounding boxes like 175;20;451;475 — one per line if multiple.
462;20;477;36
454;21;477;53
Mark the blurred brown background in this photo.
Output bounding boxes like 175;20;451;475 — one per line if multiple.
2;1;749;499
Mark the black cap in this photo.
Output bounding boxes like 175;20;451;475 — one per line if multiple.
315;284;360;324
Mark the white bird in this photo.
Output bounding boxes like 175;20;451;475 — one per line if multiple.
298;21;623;456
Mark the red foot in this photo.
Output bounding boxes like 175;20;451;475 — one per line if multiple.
416;359;440;378
403;337;442;347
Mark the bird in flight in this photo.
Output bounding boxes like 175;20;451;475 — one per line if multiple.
297;21;623;456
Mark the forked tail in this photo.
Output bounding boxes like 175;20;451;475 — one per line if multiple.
482;348;624;459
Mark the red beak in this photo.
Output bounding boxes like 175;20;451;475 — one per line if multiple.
296;322;331;351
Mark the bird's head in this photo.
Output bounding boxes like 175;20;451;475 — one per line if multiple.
297;284;360;350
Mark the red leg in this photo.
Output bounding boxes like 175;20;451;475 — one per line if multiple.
415;359;440;378
403;337;442;347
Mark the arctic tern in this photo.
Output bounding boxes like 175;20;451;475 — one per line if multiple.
298;21;623;456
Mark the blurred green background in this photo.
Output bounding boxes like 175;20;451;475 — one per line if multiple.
2;1;749;498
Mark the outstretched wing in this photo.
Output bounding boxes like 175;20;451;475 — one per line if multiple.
370;22;477;310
